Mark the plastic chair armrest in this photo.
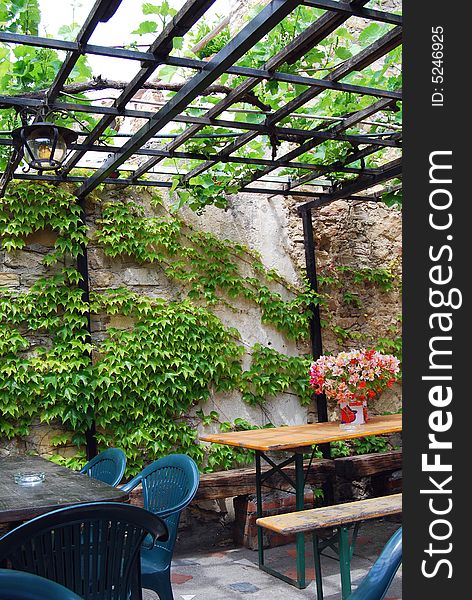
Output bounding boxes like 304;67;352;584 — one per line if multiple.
120;474;142;493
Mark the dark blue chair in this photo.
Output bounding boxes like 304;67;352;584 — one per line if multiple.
121;454;200;600
0;569;83;600
347;527;402;600
0;502;168;600
79;447;126;486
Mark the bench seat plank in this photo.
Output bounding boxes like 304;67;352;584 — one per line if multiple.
256;493;402;534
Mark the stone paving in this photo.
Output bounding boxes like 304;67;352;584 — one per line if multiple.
143;519;402;600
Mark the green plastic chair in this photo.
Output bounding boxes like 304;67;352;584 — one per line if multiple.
346;527;402;600
0;502;168;600
0;569;83;600
79;447;126;486
121;454;200;600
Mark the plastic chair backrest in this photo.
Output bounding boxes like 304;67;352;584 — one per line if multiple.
122;454;199;557
0;569;83;600
0;502;168;600
79;447;126;486
347;527;402;600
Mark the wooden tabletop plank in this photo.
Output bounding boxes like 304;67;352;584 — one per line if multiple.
256;493;402;534
0;456;128;523
200;414;402;451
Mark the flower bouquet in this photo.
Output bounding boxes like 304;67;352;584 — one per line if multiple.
309;349;400;429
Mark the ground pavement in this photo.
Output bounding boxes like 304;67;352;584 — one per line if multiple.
143;519;402;600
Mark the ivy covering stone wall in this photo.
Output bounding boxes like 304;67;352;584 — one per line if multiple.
0;182;402;475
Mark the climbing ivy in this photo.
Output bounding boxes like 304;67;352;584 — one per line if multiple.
0;275;245;473
0;270;93;441
336;265;399;292
0;176;401;474
0;182;88;263
0;182;323;474
240;344;312;407
96;196;321;340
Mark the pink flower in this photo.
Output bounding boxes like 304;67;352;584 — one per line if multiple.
308;348;400;404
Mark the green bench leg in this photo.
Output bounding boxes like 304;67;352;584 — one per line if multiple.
295;453;306;588
312;533;324;600
338;526;352;600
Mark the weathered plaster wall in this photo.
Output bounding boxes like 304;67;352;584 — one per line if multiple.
0;186;308;457
0;181;402;458
181;189;403;422
0;0;403;457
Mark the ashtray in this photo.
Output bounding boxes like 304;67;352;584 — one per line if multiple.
14;471;46;486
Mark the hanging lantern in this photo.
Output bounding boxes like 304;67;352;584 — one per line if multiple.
11;122;78;171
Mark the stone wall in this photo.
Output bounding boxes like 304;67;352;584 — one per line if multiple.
0;185;307;457
0;184;402;457
0;0;402;457
286;197;403;420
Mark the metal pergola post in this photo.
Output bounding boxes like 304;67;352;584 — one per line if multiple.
300;206;336;508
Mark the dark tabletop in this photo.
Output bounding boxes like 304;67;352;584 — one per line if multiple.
0;455;129;523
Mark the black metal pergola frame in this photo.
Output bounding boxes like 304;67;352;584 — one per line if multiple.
0;0;402;197
0;0;402;441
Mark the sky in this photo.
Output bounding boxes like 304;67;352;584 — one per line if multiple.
35;0;228;170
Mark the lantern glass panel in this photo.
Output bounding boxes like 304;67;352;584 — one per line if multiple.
26;127;67;169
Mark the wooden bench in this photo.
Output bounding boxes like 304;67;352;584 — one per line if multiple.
193;451;402;501
128;454;401;552
334;450;402;497
256;493;402;600
195;458;334;500
334;450;402;481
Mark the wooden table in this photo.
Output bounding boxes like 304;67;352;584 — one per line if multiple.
0;455;128;524
200;414;402;589
201;414;402;451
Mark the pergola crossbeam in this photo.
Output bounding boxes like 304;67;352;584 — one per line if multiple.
0;95;400;144
241;97;400;188
297;157;402;211
130;0;372;181
45;0;122;106
74;0;303;198
0;136;386;176
286;141;402;190
180;25;401;184
0;32;400;103
61;0;217;175
11;171;378;201
302;0;402;26
0;0;402;210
